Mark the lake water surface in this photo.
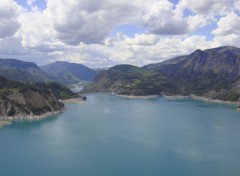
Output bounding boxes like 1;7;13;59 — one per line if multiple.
1;93;240;176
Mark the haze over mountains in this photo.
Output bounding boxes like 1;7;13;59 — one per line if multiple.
41;61;97;84
0;59;97;84
0;59;51;83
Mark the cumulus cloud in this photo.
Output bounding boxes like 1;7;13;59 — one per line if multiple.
234;0;240;10
46;0;140;45
0;0;22;39
178;0;235;16
0;0;240;68
52;34;212;67
212;12;240;36
187;14;209;31
141;0;189;35
119;34;158;45
17;0;196;47
27;0;36;6
213;34;240;47
18;10;57;49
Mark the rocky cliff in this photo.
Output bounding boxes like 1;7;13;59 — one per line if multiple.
0;76;79;120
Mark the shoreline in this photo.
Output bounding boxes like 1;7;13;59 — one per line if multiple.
189;95;238;106
113;92;239;109
61;97;85;104
164;94;238;105
0;98;83;122
115;93;158;99
163;95;189;99
0;97;86;128
0;108;65;124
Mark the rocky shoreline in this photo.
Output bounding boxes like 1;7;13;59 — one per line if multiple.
0;108;65;121
0;97;88;128
115;93;240;110
189;95;239;106
164;94;239;105
115;94;158;99
0;108;66;128
61;97;86;104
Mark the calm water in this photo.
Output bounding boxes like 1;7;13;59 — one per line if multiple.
1;93;240;176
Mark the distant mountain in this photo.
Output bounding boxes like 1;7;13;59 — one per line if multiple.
155;47;240;82
91;67;110;71
85;46;240;102
0;59;51;83
41;61;97;84
143;55;187;69
0;76;79;119
84;64;176;95
210;46;240;56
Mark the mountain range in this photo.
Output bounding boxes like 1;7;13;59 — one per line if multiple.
0;59;97;85
0;45;239;118
0;59;51;83
85;46;240;102
0;60;90;119
41;61;97;84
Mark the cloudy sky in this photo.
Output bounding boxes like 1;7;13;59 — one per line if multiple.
0;0;240;67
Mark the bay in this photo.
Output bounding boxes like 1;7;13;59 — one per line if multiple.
0;93;240;176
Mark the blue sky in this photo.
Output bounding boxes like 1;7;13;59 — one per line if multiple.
0;0;239;67
15;0;46;10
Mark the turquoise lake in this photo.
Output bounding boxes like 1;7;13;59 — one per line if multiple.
1;93;240;176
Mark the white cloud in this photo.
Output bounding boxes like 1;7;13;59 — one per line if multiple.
0;0;22;38
234;0;240;10
27;0;36;6
187;14;209;31
0;0;240;68
213;34;240;47
17;0;197;47
140;0;189;35
121;34;158;45
18;10;57;49
53;34;212;67
46;0;141;45
212;12;240;36
178;0;235;16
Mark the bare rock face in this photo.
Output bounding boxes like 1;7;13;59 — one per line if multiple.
0;76;79;119
0;88;64;118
